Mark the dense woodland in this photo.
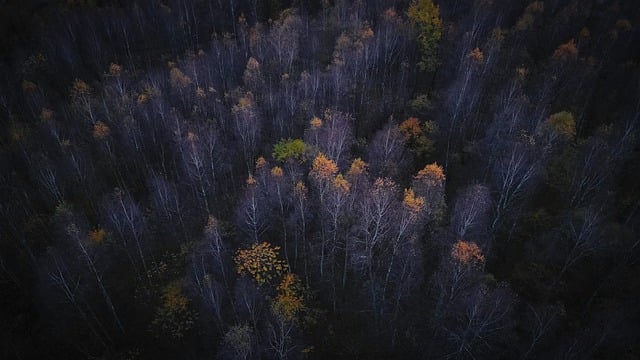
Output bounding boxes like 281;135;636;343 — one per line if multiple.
1;0;639;358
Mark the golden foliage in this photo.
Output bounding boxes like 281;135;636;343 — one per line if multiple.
372;177;398;198
468;47;484;63
451;240;485;266
360;23;374;40
294;181;308;199
414;162;445;187
88;227;107;244
93;121;111;140
170;68;192;89
243;57;262;87
516;1;544;31
255;156;267;169
384;7;397;19
271;166;284;178
347;158;368;177
71;79;91;97
246;174;257;186
136;87;158;104
543;111;576;141
552;39;578;60
272;273;305;322
309;116;323;129
310;153;338;181
40;108;54;121
187;131;198;143
403;188;425;214
399;117;422;140
195;87;206;98
151;281;197;339
234;242;288;285
233;93;255;112
332;174;351;193
516;67;528;79
108;63;122;76
137;93;150;104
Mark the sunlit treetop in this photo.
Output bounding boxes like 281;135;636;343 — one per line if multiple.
516;1;544;31
40;108;54;122
294;181;308;199
150;281;197;339
170;67;192;89
234;242;288;286
332;174;351;193
108;63;122;76
246;57;260;71
272;273;305;322
552;39;578;60
255;156;267;170
468;47;484;63
403;188;425;214
71;79;91;97
271;166;284;178
310;116;323;129
246;174;257;186
88;227;107;245
187;131;198;143
347;158;368;177
232;92;255;112
399;117;422;140
310;152;339;181
93;121;110;140
414;162;445;187
451;240;485;267
373;177;397;193
539;111;576;143
273;138;306;163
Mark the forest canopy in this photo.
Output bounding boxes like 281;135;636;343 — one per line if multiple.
1;0;639;359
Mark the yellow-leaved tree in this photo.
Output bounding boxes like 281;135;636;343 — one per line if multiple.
272;273;305;322
234;242;288;286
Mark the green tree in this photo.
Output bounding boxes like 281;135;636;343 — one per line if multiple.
407;0;442;73
272;138;307;163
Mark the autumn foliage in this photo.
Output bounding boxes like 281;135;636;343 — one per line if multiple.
310;152;339;181
272;273;305;322
451;241;485;267
234;242;288;285
403;188;425;214
415;162;445;187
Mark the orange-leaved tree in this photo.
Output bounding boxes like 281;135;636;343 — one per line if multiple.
272;273;306;322
234;242;288;286
413;162;446;222
451;240;485;268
